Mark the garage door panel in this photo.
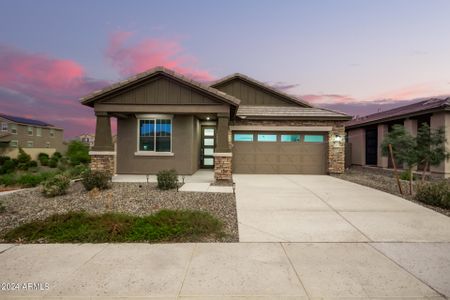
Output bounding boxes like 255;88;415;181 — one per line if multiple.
233;132;327;174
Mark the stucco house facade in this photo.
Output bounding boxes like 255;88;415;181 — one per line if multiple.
81;67;351;181
346;97;450;178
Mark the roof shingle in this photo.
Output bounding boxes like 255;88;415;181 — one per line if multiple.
236;105;351;120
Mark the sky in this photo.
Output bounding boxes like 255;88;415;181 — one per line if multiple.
0;0;450;138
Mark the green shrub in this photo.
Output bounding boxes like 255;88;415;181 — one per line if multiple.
81;169;111;191
65;164;89;179
17;148;31;164
157;169;178;190
51;152;62;160
399;171;417;181
38;153;49;166
27;160;38;169
0;159;17;174
415;181;450;209
48;158;58;168
0;174;17;186
0;156;11;166
66;141;90;166
41;174;70;197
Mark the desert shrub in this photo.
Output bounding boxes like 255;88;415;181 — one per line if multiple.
27;160;38;169
400;170;416;181
0;201;5;213
0;156;11;166
51;152;62;160
48;158;58;168
0;174;17;186
17;148;31;170
41;174;70;197
66;141;90;166
65;164;89;179
38;153;49;166
157;169;178;190
415;181;450;209
81;169;111;191
0;159;17;174
16;172;54;187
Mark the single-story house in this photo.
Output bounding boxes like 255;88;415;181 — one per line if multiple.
80;67;351;181
346;97;450;178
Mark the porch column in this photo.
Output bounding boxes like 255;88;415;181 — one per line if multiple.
90;112;115;174
377;124;389;168
328;124;346;174
430;112;450;178
213;114;232;182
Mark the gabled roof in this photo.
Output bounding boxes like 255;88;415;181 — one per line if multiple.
346;96;450;129
0;114;55;127
210;73;312;108
80;66;241;107
237;106;351;120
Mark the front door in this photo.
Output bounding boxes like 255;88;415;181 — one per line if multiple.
201;127;215;168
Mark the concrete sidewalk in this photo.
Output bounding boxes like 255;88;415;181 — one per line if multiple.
0;242;448;299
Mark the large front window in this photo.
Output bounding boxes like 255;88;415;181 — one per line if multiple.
139;118;172;152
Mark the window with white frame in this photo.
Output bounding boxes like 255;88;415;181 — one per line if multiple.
138;118;172;152
49;129;55;137
27;126;33;136
27;141;33;147
36;127;42;137
1;122;7;132
10;140;18;147
10;124;17;134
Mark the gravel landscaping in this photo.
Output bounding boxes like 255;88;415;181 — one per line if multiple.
334;167;450;217
0;182;238;242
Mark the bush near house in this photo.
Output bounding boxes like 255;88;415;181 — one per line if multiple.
41;174;70;197
157;169;178;190
0;156;11;166
81;169;111;191
66;140;90;166
38;153;50;166
0;159;17;174
415;181;450;209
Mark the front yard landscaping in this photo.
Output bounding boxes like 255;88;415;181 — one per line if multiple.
0;181;238;243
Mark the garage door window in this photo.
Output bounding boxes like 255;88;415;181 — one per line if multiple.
304;135;324;143
281;134;300;142
234;133;253;142
257;134;277;142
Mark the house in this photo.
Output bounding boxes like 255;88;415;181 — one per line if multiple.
0;114;65;159
80;67;351;181
346;97;450;178
76;133;95;148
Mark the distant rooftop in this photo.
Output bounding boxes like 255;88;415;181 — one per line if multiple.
346;96;450;129
0;113;55;127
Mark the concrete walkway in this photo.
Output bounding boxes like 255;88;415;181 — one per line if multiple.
0;242;448;299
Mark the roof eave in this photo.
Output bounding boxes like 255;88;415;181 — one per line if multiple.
237;115;352;121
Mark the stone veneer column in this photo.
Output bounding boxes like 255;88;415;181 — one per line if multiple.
328;124;346;173
90;112;115;174
214;114;232;182
430;112;450;178
377;124;389;168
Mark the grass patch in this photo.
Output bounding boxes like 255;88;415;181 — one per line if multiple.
3;210;225;243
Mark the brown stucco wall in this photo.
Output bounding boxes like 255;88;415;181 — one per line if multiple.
347;128;366;165
430;111;450;178
116;115;199;175
231;119;346;174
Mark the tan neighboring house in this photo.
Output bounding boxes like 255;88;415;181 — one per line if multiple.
346;97;450;178
76;133;95;148
80;67;351;181
0;114;65;159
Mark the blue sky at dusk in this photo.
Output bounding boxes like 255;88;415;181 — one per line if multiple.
1;0;450;137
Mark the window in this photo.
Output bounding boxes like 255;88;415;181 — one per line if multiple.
46;142;50;148
204;128;215;136
10;124;17;134
1;122;7;131
304;135;324;143
28;126;33;136
281;134;300;142
204;148;214;155
10;140;18;147
27;141;33;147
233;133;253;142
138;118;172;152
36;127;42;137
257;134;277;142
49;129;55;137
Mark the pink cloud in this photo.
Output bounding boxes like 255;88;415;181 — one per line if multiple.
372;83;437;101
105;31;213;81
301;94;356;104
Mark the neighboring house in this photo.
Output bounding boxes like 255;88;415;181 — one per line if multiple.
80;67;351;181
346;97;450;178
0;114;65;159
76;133;95;148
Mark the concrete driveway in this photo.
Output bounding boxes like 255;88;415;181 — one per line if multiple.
234;174;450;243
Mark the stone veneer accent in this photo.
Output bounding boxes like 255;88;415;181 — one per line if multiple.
231;119;346;174
214;154;233;181
90;153;115;174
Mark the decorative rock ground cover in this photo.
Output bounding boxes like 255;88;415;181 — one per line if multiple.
0;182;238;242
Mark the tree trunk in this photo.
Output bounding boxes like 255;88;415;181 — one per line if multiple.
388;144;403;195
409;167;413;195
421;161;429;182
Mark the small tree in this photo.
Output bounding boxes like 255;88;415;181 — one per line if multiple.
66;140;90;166
416;123;449;181
381;125;417;194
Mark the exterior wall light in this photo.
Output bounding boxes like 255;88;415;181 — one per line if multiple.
333;135;343;143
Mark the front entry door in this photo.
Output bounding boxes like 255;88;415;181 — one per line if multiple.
201;127;215;168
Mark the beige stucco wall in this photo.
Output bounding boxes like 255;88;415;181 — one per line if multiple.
347;128;365;165
430;111;450;178
0;147;57;160
116;115;199;175
377;124;389;168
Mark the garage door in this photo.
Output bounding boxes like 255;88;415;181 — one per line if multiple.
232;132;328;174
